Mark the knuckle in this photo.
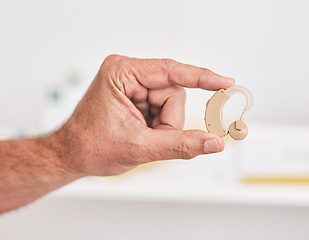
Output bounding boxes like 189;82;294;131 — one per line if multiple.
161;58;179;83
178;138;194;160
161;58;178;68
104;54;124;64
100;55;125;72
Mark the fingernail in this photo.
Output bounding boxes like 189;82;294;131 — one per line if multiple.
204;139;220;153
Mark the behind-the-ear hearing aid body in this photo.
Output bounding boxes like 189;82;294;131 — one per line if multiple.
204;85;253;140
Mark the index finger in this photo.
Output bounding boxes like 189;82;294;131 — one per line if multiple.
131;58;235;90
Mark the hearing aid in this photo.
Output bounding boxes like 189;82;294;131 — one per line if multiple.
204;85;253;140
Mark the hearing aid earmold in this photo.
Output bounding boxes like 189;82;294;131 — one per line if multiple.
204;85;253;140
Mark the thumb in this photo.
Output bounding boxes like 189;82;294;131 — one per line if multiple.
146;129;225;161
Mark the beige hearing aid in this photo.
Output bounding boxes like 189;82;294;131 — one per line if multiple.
204;85;253;140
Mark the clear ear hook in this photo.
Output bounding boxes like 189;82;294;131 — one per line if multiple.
225;85;254;120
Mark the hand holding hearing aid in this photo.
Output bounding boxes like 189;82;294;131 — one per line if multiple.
204;86;253;140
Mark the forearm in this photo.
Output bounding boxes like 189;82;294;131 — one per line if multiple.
0;136;79;214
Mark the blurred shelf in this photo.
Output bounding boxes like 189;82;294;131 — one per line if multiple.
47;177;309;207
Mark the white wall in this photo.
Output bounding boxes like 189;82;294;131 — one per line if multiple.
1;0;309;130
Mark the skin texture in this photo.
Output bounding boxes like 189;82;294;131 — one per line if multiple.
0;55;235;214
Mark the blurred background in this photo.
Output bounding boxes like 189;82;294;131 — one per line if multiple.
1;0;309;239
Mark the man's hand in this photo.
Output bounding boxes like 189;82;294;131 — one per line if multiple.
50;55;235;176
0;55;234;214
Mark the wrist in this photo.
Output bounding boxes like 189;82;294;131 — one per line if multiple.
38;130;86;182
